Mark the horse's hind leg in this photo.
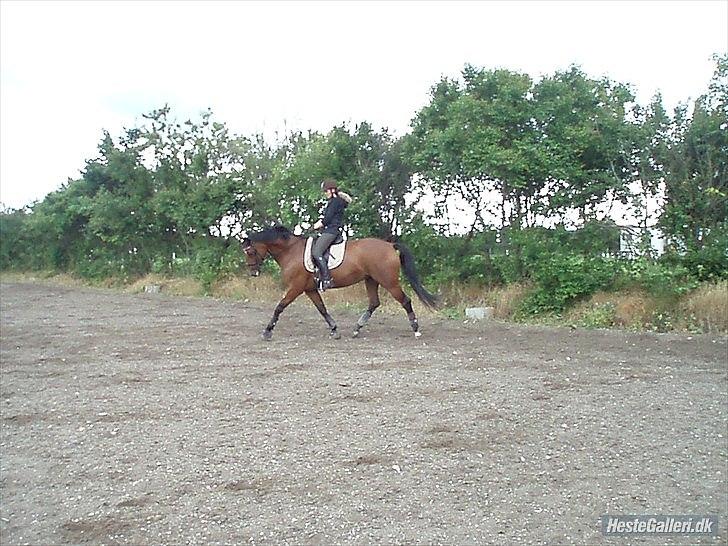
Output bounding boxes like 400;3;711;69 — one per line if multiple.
382;282;421;337
353;277;380;338
305;290;340;339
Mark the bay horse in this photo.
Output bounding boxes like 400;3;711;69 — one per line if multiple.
241;226;438;340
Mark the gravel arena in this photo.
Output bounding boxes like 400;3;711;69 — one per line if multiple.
1;281;726;545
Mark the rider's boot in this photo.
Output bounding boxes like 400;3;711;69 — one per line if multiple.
313;256;333;291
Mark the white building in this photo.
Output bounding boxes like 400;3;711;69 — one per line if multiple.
618;225;666;258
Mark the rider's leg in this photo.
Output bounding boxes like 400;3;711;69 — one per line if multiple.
312;232;337;289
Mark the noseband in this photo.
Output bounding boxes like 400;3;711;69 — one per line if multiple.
243;242;264;269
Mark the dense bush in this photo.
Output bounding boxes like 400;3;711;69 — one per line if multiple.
0;208;30;270
615;259;699;297
519;254;618;314
665;226;728;282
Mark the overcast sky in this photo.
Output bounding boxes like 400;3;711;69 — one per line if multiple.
1;0;726;209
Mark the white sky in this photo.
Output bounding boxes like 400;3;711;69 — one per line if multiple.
1;0;726;210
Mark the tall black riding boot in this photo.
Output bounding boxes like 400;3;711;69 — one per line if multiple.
313;255;333;291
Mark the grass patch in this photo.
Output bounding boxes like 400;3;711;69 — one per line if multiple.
1;270;90;288
126;274;204;297
564;284;727;333
566;290;656;330
680;281;728;333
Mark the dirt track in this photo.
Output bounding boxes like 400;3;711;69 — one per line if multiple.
0;281;726;545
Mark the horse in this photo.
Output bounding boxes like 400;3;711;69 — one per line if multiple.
241;226;438;340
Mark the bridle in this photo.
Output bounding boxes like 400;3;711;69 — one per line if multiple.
242;239;265;275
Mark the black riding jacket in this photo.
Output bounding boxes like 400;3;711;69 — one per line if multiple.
321;196;348;234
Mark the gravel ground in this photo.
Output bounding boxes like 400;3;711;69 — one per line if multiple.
0;281;726;545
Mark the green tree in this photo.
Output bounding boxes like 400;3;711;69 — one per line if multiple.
630;94;670;228
532;66;636;223
405;76;466;233
262;123;412;238
0;206;31;269
661;55;727;248
659;54;727;279
408;65;638;232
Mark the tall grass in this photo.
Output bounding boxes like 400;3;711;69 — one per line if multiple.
681;281;728;333
565;283;727;333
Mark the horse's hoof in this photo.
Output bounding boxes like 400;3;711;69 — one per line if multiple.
262;330;272;341
414;331;422;338
330;330;341;340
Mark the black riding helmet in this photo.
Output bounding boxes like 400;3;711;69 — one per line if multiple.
321;178;338;191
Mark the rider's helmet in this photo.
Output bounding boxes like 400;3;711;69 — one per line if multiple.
321;178;338;191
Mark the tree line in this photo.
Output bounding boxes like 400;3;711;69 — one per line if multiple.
1;55;726;312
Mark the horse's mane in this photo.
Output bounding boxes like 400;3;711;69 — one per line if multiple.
248;225;294;243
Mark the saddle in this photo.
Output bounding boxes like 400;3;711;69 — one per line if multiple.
304;233;347;273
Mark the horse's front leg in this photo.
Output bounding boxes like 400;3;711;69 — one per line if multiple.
305;290;340;339
262;288;302;341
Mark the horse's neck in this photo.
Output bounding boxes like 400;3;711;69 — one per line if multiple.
269;237;304;266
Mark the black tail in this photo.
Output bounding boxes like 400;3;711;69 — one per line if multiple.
393;243;439;310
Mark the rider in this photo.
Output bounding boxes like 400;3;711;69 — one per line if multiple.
312;178;352;290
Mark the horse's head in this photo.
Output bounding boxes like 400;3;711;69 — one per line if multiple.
241;238;268;277
241;226;294;276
